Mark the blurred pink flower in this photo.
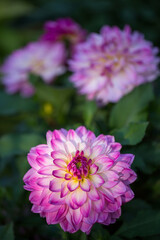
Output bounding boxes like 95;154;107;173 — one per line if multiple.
69;25;159;105
42;18;87;45
23;126;136;234
1;41;66;97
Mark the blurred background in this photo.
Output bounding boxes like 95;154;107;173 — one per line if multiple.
0;0;160;61
0;0;160;240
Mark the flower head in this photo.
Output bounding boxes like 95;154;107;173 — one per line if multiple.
69;25;159;105
1;41;66;97
23;126;137;234
42;18;86;45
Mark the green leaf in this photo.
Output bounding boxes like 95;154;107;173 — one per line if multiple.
90;224;110;240
0;0;33;20
36;84;73;121
131;142;160;174
36;84;73;107
0;91;37;115
83;100;97;127
109;83;154;129
0;133;45;159
110;237;123;240
0;223;14;240
110;122;148;145
121;199;152;222
115;210;160;238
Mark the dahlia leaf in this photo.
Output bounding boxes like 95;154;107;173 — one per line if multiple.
83;100;97;127
0;133;45;158
36;84;73;108
90;224;110;240
110;122;148;145
0;223;14;240
115;210;160;238
109;83;154;129
131;143;160;174
110;237;123;240
0;91;36;115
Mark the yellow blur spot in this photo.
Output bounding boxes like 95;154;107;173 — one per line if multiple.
43;103;53;115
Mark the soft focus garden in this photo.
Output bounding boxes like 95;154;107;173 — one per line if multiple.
0;0;160;239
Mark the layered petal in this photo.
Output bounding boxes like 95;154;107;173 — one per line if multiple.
69;25;159;105
23;126;136;234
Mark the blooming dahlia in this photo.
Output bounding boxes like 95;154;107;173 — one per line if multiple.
69;25;159;105
42;18;86;45
1;41;65;97
23;126;137;234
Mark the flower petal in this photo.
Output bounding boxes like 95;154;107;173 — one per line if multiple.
49;192;65;205
65;141;77;154
53;159;67;168
81;222;92;234
90;164;98;175
38;165;56;175
51;139;66;152
75;126;88;137
88;186;100;200
36;144;50;155
80;200;91;217
72;208;82;226
51;151;68;161
61;181;69;198
89;174;105;188
80;179;91;192
118;154;134;165
90;145;105;159
72;188;87;206
27;153;40;170
46;130;53;148
100;187;115;203
106;171;119;181
37;177;53;187
78;142;87;152
109;142;122;152
67;129;81;144
67;180;79;191
95;155;114;171
52;169;66;178
93;197;105;213
53;129;67;141
49;178;64;192
65;173;73;180
86;210;98;224
36;154;53;166
29;191;42;204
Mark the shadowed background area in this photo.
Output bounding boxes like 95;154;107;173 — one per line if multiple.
0;0;160;60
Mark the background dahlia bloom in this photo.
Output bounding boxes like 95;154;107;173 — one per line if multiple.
23;126;137;234
41;17;87;45
69;25;159;105
1;41;66;97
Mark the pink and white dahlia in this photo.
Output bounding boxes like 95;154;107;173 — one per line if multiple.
69;25;159;105
42;18;86;45
1;41;66;97
23;126;137;234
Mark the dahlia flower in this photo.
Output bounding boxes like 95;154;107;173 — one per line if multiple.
42;18;86;45
23;126;136;234
69;25;159;105
1;41;66;97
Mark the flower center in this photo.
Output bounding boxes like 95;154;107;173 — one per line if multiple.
67;150;92;180
32;60;44;74
76;161;82;169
